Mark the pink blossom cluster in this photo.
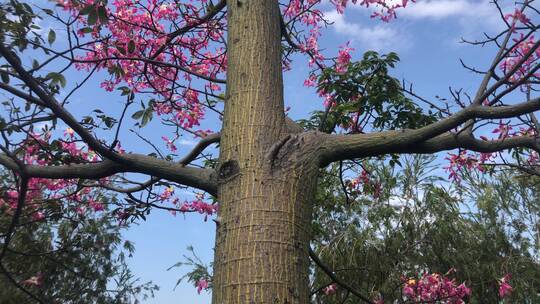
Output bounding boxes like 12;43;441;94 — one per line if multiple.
179;199;218;221
336;42;354;74
347;169;382;198
498;273;512;298
444;151;487;182
196;278;209;294
500;34;540;89
323;283;338;295
57;0;226;132
445;122;538;182
401;271;471;304
331;0;416;21
161;136;177;152
0;130;112;221
157;188;217;220
283;0;410;79
499;10;539;90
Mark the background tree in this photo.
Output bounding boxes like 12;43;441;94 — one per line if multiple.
0;0;540;303
309;155;540;303
0;168;158;303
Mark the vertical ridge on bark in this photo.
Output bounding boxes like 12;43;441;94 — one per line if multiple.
213;1;315;303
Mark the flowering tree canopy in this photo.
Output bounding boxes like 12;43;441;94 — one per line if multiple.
0;0;539;303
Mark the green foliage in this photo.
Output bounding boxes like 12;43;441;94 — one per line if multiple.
0;172;158;303
168;246;212;292
299;52;437;133
131;100;155;128
310;156;540;303
0;0;40;50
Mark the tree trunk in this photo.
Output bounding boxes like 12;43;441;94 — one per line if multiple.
212;1;319;303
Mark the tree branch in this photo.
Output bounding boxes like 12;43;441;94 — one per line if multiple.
309;247;374;304
0;82;47;107
178;132;220;165
0;153;217;196
319;98;540;165
80;132;221;193
150;0;227;59
0;43;127;164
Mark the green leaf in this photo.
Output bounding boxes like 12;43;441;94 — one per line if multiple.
116;46;126;55
0;71;9;84
87;9;98;25
97;6;108;23
117;86;131;96
79;5;94;15
48;29;56;45
45;72;66;88
80;27;94;34
141;108;153;127
127;40;135;53
131;110;144;120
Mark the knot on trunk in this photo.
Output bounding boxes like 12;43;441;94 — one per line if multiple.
217;160;240;182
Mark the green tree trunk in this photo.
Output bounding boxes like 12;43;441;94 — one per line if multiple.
212;1;319;303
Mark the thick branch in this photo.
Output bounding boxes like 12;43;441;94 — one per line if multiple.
79;132;221;193
0;153;217;196
320;131;538;166
0;82;47;107
319;98;540;165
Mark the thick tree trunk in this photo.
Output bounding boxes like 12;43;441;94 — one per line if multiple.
212;1;319;303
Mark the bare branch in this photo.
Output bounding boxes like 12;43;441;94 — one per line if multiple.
178;132;220;165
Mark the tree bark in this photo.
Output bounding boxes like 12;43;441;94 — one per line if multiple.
212;1;318;303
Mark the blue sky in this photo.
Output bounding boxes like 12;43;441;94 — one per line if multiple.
3;0;530;303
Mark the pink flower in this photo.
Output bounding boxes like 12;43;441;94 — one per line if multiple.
64;127;74;138
89;201;104;212
323;283;338;295
21;273;43;287
403;285;415;297
499;274;512;298
196;278;209;294
492;121;512;139
504;9;530;24
161;136;177;152
402;272;470;303
32;211;45;221
335;42;353;74
303;74;317;87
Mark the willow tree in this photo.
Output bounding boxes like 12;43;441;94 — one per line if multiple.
1;0;539;303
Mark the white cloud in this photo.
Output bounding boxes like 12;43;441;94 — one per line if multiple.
399;0;487;19
178;139;197;146
398;0;506;33
340;0;508;47
345;0;498;21
324;10;407;51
